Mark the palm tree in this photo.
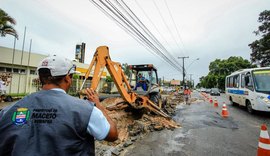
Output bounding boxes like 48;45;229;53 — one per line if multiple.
0;8;18;38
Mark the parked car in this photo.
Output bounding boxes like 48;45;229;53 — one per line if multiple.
219;89;225;93
205;88;211;94
200;88;206;92
210;88;220;96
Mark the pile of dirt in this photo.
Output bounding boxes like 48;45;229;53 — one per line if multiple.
96;95;182;155
163;94;183;115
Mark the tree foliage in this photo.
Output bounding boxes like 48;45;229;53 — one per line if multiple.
198;57;255;90
121;63;131;78
249;10;270;67
0;8;18;38
105;76;113;82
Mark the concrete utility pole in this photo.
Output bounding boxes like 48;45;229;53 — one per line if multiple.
178;56;189;88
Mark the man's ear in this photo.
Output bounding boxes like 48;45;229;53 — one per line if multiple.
64;75;70;83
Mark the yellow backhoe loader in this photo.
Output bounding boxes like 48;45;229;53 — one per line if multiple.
80;46;169;118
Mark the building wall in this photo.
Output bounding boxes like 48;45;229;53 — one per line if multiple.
0;46;45;94
0;46;110;95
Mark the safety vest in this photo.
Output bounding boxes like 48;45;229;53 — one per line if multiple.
0;90;95;156
184;89;191;95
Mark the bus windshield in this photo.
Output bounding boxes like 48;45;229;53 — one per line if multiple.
253;69;270;94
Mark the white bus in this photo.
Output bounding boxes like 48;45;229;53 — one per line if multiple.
225;67;270;113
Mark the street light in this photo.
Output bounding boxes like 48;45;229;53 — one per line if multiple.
186;58;199;88
186;58;200;70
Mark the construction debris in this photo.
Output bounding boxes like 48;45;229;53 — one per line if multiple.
96;92;183;155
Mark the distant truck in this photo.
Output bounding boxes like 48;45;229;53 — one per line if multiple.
225;67;270;113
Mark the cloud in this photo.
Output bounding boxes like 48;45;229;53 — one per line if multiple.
1;0;270;85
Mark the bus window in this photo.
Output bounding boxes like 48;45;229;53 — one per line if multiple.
229;77;233;87
241;74;245;88
253;69;270;93
245;73;254;91
233;75;239;88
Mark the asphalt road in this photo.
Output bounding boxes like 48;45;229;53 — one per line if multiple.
125;91;270;156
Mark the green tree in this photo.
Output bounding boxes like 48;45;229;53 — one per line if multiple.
121;63;131;78
249;10;270;67
199;56;255;90
0;8;18;38
105;76;113;82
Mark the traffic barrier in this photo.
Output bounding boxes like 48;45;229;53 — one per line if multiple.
257;124;270;156
214;99;218;107
221;103;229;118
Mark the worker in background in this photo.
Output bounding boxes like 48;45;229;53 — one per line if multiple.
0;55;118;156
134;73;147;91
183;86;191;105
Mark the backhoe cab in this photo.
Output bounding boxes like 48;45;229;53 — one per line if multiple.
129;64;162;107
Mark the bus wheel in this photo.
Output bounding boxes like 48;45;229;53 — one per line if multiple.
230;97;236;106
246;101;254;114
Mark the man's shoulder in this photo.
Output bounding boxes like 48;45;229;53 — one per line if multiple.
30;90;88;104
33;90;94;111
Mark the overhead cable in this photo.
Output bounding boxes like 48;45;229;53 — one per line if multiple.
152;0;185;56
89;0;182;72
164;0;188;55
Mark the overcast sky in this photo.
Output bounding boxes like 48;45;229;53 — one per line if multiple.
1;0;269;84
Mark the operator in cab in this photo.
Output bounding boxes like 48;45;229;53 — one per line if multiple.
134;73;147;91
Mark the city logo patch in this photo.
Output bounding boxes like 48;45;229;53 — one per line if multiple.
12;108;30;125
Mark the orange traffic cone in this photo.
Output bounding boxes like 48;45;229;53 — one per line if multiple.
214;100;218;107
257;124;270;156
221;103;229;118
209;97;213;103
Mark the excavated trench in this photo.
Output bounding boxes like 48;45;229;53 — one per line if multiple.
95;93;184;156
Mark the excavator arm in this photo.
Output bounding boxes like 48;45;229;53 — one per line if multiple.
80;46;169;118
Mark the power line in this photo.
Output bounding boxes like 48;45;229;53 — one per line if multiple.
164;0;188;55
152;0;184;56
105;0;179;69
89;0;182;71
105;0;178;69
117;0;182;67
134;0;174;52
90;0;156;56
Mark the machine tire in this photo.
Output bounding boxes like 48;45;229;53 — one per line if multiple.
150;93;162;108
246;100;254;114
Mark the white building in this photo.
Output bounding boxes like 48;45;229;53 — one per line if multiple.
0;46;108;95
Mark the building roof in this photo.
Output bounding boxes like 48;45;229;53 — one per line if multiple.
0;46;46;67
